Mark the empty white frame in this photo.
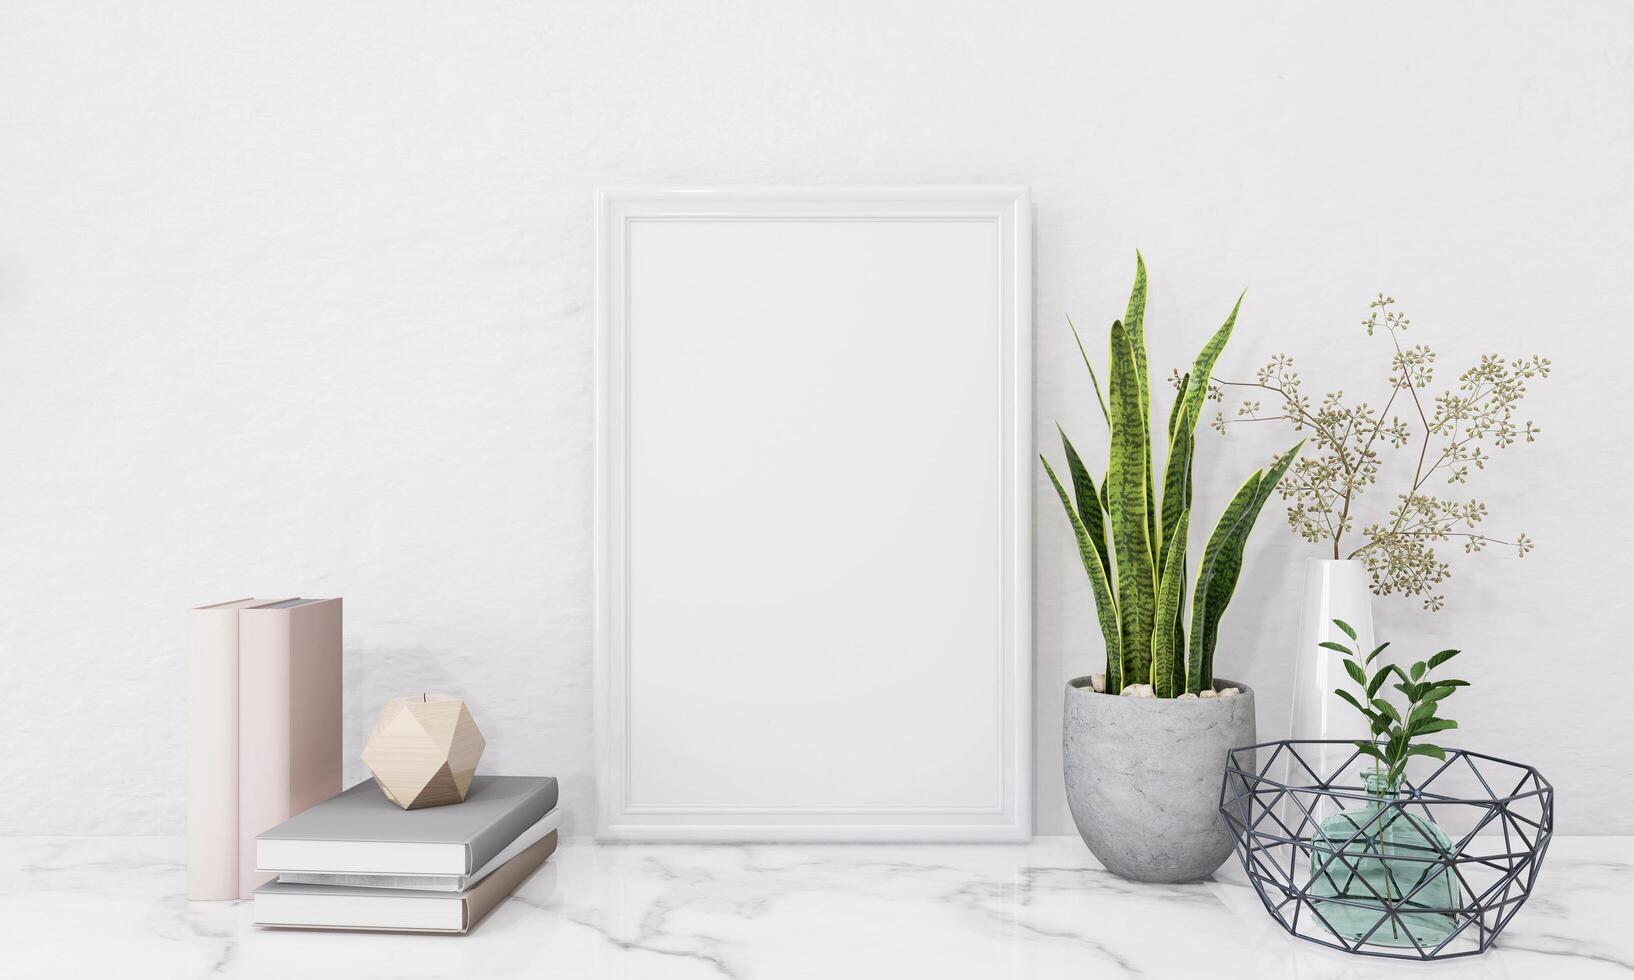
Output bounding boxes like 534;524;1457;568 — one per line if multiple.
595;187;1031;841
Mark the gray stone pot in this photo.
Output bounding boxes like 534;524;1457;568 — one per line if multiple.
1064;676;1256;883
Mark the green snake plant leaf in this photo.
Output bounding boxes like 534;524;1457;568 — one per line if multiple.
1067;316;1111;428
1106;320;1157;686
1177;293;1244;429
1058;427;1110;582
1042;456;1124;692
1124;252;1150;418
1185;440;1304;692
1122;260;1159;564
1150;510;1189;698
1185;472;1259;694
1166;372;1189;442
1159;373;1193;574
1157;376;1192;691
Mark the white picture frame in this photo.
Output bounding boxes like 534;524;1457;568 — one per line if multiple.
595;186;1031;841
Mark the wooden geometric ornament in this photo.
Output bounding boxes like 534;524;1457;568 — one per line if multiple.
361;694;486;809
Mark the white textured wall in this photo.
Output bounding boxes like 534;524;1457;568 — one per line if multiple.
2;1;1629;836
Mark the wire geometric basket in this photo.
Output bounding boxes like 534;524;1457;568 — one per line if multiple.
1220;740;1553;960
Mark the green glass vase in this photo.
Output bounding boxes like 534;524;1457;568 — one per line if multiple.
1307;771;1461;948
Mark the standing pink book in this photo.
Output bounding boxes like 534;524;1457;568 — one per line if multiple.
238;597;343;899
187;598;288;901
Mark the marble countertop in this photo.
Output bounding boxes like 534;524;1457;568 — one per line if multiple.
4;835;1629;979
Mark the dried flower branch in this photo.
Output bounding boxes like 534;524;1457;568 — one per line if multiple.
1213;295;1549;610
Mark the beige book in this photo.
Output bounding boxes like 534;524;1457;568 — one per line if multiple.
238;597;342;899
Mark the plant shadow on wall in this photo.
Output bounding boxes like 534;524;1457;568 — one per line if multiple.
1043;253;1301;883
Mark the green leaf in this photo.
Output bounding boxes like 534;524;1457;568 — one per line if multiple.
1155;373;1192;693
1435;679;1470;688
1421;685;1456;705
1371;699;1401;724
1059;428;1111;583
1167;373;1189;441
1333;689;1367;714
1042;457;1124;691
1067;316;1111;427
1333;619;1358;642
1410;661;1426;681
1106;320;1157;687
1407;702;1438;729
1176;291;1244;441
1317;640;1353;655
1343;659;1366;687
1354;742;1387;764
1124;252;1150;420
1366;664;1400;699
1150;511;1189;698
1122;259;1159;570
1158;374;1193;575
1413;718;1459;735
1428;649;1460;670
1365;641;1391;665
1408;744;1448;761
1186;440;1303;692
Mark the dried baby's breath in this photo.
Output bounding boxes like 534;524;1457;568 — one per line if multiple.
1216;296;1549;610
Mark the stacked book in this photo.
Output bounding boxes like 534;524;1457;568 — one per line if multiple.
253;775;560;933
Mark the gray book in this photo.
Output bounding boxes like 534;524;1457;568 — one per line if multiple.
255;832;558;933
256;775;558;877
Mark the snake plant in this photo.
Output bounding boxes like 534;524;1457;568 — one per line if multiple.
1043;255;1303;696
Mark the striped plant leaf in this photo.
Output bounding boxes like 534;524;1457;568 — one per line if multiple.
1124;252;1150;420
1159;373;1192;574
1186;441;1304;692
1107;320;1156;685
1068;316;1110;427
1043;457;1123;692
1177;293;1244;431
1150;510;1189;698
1122;260;1159;566
1059;427;1110;582
1166;372;1189;441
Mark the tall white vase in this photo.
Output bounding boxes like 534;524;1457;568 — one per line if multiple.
1290;559;1374;785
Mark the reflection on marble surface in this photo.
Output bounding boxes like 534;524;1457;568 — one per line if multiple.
3;836;1629;979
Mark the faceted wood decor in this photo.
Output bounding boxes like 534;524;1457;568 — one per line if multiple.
362;695;486;809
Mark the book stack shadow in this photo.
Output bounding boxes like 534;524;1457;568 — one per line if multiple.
253;776;560;934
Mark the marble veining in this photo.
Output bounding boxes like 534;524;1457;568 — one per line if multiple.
3;836;1630;979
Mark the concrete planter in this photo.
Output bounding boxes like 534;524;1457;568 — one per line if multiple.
1063;676;1256;883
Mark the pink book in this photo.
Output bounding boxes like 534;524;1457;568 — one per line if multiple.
187;598;281;900
238;597;343;899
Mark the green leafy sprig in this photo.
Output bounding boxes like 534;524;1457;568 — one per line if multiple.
1321;618;1467;789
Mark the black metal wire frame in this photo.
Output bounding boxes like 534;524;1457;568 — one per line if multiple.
1219;739;1554;960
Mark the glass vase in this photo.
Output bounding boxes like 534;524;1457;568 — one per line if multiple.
1307;771;1461;948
